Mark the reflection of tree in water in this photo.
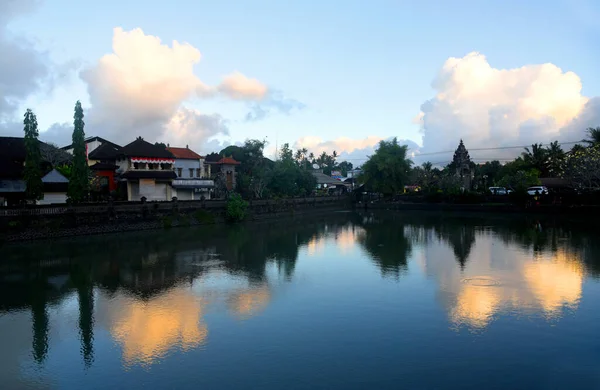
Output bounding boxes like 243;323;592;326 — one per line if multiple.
3;210;599;370
436;224;476;270
356;215;412;277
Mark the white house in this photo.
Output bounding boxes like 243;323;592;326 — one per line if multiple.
115;137;177;201
39;169;69;205
166;146;214;200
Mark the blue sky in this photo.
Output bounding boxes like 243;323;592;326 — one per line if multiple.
3;0;599;161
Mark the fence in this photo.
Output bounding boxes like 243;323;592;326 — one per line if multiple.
0;196;347;217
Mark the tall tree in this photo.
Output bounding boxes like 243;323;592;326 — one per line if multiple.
546;141;565;178
68;101;89;203
522;143;549;177
360;138;413;196
584;127;600;147
23;109;44;201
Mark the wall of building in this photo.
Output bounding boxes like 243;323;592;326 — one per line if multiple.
173;159;204;178
38;192;67;205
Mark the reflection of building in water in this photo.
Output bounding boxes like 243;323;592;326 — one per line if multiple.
110;290;208;366
227;285;271;318
419;234;583;330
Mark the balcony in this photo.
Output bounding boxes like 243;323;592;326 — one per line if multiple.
172;179;215;189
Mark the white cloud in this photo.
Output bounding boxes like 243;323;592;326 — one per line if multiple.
75;27;226;149
217;71;268;100
418;52;598;162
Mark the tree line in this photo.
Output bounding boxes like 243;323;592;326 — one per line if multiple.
359;128;600;196
208;140;355;199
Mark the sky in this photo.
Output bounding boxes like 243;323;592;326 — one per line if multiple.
1;0;599;165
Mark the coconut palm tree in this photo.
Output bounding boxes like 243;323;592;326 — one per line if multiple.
522;143;549;176
584;127;600;147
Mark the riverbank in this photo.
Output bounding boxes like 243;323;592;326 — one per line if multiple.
358;201;600;216
0;196;350;242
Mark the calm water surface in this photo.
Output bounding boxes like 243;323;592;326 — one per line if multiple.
1;211;600;389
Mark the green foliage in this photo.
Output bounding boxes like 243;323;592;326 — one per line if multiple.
23;109;44;201
162;216;173;229
68;101;89;203
193;209;215;224
584;127;600;147
56;164;72;179
360;138;413;196
226;193;248;222
497;169;541;191
564;145;600;190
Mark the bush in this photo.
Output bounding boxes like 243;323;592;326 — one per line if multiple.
226;193;248;223
162;216;173;229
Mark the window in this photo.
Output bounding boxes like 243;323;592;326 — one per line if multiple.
189;168;194;177
196;168;201;178
133;162;140;170
177;168;183;177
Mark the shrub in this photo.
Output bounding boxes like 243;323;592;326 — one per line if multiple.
226;193;248;223
162;216;173;229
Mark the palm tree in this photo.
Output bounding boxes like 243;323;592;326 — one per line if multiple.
546;141;565;177
584;127;600;146
522;143;549;176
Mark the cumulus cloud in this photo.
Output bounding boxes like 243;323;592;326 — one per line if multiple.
0;0;49;123
217;71;268;100
417;52;598;163
75;27;226;149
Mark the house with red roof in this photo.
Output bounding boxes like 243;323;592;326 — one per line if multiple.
115;137;177;201
166;145;214;200
208;156;241;192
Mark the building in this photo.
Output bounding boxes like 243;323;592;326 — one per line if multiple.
209;156;240;191
0;137;70;206
312;171;346;194
115;137;177;201
39;169;69;205
452;140;473;190
88;141;122;194
62;136;121;161
166;145;214;200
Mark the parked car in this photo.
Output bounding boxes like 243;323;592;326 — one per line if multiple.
526;186;548;196
489;187;508;195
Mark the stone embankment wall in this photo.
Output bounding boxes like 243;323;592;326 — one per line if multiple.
0;196;350;242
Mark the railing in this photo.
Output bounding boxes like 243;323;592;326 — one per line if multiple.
0;196;347;217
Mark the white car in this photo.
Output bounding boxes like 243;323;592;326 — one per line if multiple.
489;187;508;195
527;186;548;196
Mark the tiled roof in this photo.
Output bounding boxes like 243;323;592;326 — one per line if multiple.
312;172;343;185
61;136;121;150
215;157;240;165
121;170;177;180
90;162;118;171
166;147;203;159
0;137;69;178
119;138;175;159
42;169;69;183
88;142;121;160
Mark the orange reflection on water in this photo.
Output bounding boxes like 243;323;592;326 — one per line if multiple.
451;283;501;329
111;290;207;366
227;285;271;319
425;237;585;330
523;250;583;317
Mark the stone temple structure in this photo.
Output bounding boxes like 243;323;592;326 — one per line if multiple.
452;140;472;190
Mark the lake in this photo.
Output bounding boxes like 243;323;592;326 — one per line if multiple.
1;211;599;389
